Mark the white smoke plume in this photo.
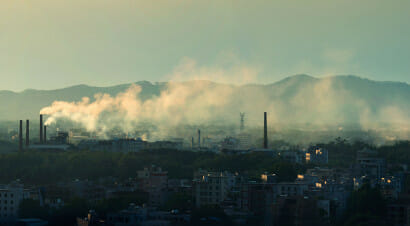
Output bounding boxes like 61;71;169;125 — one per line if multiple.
40;57;258;138
39;58;410;142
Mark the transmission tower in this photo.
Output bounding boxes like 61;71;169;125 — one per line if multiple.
240;112;245;131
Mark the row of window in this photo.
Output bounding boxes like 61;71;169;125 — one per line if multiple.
199;192;220;196
0;206;14;211
199;198;219;203
280;186;298;191
0;193;14;198
0;200;14;204
0;213;16;218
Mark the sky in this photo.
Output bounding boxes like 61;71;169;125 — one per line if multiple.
0;0;409;91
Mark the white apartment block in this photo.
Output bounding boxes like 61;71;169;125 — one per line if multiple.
193;170;236;208
0;182;30;224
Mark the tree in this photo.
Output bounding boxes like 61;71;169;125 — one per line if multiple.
18;199;49;219
343;184;387;226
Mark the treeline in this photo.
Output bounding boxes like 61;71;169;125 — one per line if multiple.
322;139;410;168
0;139;407;185
0;150;303;185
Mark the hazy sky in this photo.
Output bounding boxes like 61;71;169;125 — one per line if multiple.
1;0;409;91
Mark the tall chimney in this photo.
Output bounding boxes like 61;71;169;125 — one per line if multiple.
191;137;194;148
40;114;43;144
264;112;268;149
19;120;23;151
26;120;30;147
198;129;201;148
44;126;47;144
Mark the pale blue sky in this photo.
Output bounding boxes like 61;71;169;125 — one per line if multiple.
1;0;409;91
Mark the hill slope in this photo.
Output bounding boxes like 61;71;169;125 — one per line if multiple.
0;75;409;128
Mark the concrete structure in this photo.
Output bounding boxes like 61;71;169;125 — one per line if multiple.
25;120;29;147
192;169;237;208
43;126;47;144
28;144;70;151
0;182;30;224
281;151;303;163
305;147;329;164
264;112;268;149
19;120;23;151
220;136;240;150
356;149;385;180
387;201;410;226
237;133;251;149
198;129;201;148
39;114;43;144
137;165;168;207
78;138;147;152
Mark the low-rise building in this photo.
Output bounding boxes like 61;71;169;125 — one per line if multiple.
356;149;386;181
0;181;30;224
137;165;169;207
305;147;328;164
192;169;237;208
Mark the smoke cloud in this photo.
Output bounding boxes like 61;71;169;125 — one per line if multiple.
39;59;410;142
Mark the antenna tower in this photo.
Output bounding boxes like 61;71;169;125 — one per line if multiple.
240;112;245;131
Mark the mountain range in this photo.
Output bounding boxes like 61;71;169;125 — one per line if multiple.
1;75;409;127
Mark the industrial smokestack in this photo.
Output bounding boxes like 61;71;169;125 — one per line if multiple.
26;120;30;147
40;114;43;144
44;126;47;144
191;137;194;148
19;120;23;151
198;129;201;148
264;112;268;149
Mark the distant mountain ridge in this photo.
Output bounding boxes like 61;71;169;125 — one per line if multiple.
0;75;409;125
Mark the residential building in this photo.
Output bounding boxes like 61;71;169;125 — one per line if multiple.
192;170;236;208
0;181;30;224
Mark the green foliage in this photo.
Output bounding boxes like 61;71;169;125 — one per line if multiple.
343;184;387;226
0;150;302;185
92;191;148;217
49;197;89;226
377;141;410;165
324;139;409;169
18;199;49;219
268;162;299;182
321;138;372;167
163;192;192;211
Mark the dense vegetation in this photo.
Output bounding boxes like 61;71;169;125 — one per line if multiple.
0;139;408;185
342;184;387;226
323;139;410;168
0;149;303;185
